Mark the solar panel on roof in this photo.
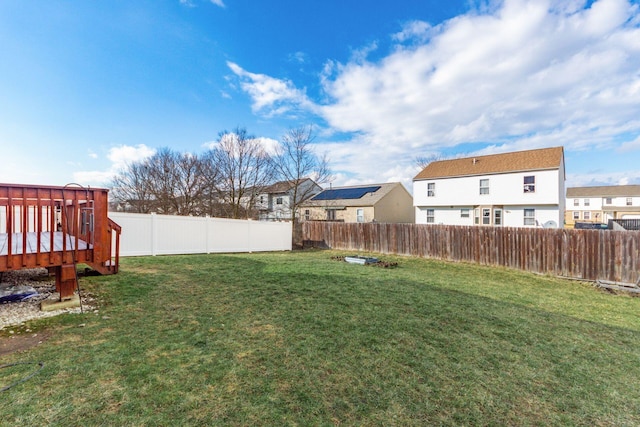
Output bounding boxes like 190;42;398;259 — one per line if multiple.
311;186;381;201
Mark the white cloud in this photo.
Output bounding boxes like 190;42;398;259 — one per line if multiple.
88;150;98;159
72;144;156;187
568;169;640;187
392;20;432;43
618;135;640;152
107;144;156;171
320;0;640;154
201;134;279;155
255;137;280;155
350;41;379;63
227;61;314;116
180;0;224;8
288;51;308;64
231;0;640;185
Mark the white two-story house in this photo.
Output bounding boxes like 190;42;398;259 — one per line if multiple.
253;178;322;221
565;185;640;227
413;147;565;228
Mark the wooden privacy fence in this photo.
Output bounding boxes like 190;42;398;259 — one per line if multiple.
302;222;640;284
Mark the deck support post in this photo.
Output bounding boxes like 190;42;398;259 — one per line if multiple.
54;264;77;301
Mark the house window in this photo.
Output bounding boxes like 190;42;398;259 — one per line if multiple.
584;199;590;206
523;176;535;193
427;183;435;197
356;208;364;223
326;209;336;221
276;197;283;205
573;211;580;220
479;179;489;195
605;198;612;205
482;208;491;225
474;208;480;225
627;198;633;206
494;209;502;226
426;209;435;223
573;199;579;206
460;209;470;218
305;209;310;221
583;211;591;220
260;196;264;204
524;209;536;226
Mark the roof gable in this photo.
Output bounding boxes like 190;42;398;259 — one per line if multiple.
414;147;564;181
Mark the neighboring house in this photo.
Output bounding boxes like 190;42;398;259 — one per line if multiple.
300;182;414;223
253;178;323;221
413;147;565;228
565;185;640;227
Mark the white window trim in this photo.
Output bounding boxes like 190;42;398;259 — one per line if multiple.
482;208;491;225
494;209;502;226
479;179;489;195
523;176;535;193
524;208;536;226
426;209;435;223
427;182;435;197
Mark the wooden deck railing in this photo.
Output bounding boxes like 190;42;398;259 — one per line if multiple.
0;183;121;299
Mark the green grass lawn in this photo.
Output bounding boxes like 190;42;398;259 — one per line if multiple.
2;250;640;426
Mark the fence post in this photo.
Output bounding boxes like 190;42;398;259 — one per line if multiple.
248;219;252;253
206;215;210;254
151;212;157;256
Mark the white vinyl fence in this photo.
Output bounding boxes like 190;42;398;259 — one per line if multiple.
108;212;292;257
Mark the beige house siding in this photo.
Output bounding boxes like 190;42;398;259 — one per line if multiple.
342;206;374;223
300;182;414;224
303;206;331;221
374;185;415;223
302;206;375;222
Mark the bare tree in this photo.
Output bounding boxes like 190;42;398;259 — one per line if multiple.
198;149;223;217
171;152;209;216
145;148;180;215
415;152;471;170
414;153;443;170
273;125;331;225
111;148;210;216
204;127;275;219
110;161;155;213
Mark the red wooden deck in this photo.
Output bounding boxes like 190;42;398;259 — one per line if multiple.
0;183;121;300
0;232;90;256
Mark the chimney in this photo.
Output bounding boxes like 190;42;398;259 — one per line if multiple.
472;158;477;165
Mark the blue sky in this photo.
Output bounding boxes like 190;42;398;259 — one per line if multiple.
1;0;639;191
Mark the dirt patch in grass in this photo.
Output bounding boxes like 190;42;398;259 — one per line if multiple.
0;331;51;357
